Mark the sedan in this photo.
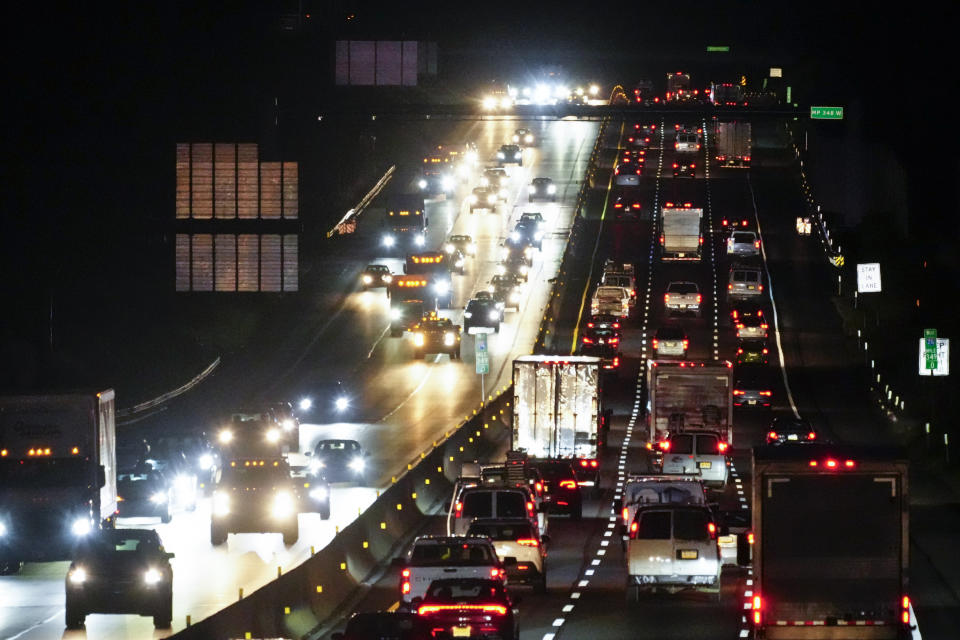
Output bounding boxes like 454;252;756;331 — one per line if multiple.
767;416;819;444
612;189;642;219
464;296;502;334
415;578;519;640
528;177;557;202
360;264;392;290
513;127;536;146
497;144;523;166
672;157;696;178
308;439;370;484
733;370;773;408
736;338;769;366
468;186;498;212
653;326;688;359
614;162;642;186
730;300;765;323
727;230;760;257
736;314;769;339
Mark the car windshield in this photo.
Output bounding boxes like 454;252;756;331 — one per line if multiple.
467;522;534;540
78;532;161;558
673;509;711;540
496;492;526;517
532;462;576;481
317;441;360;452
219;464;288;487
596;287;625;298
636;510;672;539
669;434;694;454
656;327;685;340
409;543;495;566
733;271;759;283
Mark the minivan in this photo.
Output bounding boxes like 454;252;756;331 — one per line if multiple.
727;267;763;300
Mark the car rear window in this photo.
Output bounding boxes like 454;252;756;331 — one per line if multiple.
732;232;754;243
656;327;685;340
667;282;698;294
673;509;711;541
462;492;492;518
732;270;760;283
467;522;534;540
533;463;576;482
669;434;694;454
636;511;672;539
694;434;720;454
496;492;527;518
410;543;496;566
596;287;625;297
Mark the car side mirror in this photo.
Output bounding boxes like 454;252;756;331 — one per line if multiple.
503;557;517;566
165;552;176;560
391;557;406;568
304;450;312;457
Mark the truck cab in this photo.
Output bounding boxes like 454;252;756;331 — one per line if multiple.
410;312;462;360
210;457;299;545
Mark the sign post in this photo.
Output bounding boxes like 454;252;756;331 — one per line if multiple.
475;333;490;403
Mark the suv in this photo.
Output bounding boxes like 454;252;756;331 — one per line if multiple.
411;313;462;360
448;486;540;536
467;518;548;592
727;266;763;300
626;505;722;600
653;326;688;359
464;296;502;334
727;230;760;257
65;528;174;629
658;430;729;487
394;536;504;604
528;459;582;520
414;578;518;640
528;177;557;202
360;264;392;290
497;144;523;166
733;369;774;408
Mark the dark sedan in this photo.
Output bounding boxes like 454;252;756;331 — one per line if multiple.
309;439;370;484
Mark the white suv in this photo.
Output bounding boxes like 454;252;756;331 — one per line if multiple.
467;518;548;593
395;536;505;604
626;505;721;599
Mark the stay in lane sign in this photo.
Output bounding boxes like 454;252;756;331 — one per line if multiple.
857;263;882;293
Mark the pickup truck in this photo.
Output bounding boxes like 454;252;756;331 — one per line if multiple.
664;281;701;316
591;286;631;317
395;536;506;604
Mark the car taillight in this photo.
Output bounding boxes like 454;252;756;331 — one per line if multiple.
535;482;543;493
455;501;462;518
807;432;817;440
559;479;577;489
760;323;768;329
612;357;620;367
717;442;729;454
657;441;670;451
767;431;778;441
696;294;702;303
664;294;670;303
747;532;755;545
758;285;763;291
722;219;729;226
754;240;760;249
682;339;689;349
622;507;629;523
612;322;620;329
490;567;502;578
753;595;762;625
582;336;593;344
759;390;772;396
629;521;638;538
672;162;678;168
659;234;665;244
526;501;534;514
737;348;743;354
609;336;619;344
728;284;733;290
762;348;769;354
733;390;745;395
902;596;910;625
614;202;623;208
517;538;539;547
652;338;659;349
707;522;717;539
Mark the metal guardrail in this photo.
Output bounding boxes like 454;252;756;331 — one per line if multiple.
326;165;396;238
116;357;221;420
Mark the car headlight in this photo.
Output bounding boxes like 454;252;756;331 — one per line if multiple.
456;259;464;268
488;285;496;294
349;457;366;472
513;134;520;143
480;176;489;187
150;491;168;504
520;265;529;275
413;333;425;347
272;492;295;518
390;308;402;320
218;430;233;444
418;179;427;189
198;453;214;471
524;134;533;143
528;185;536;194
496;265;506;275
266;428;280;443
464;311;473;318
213;491;230;516
71;518;92;537
0;522;6;537
510;291;521;303
482;96;497;110
547;184;556;194
500;97;513;109
383;274;392;283
488;310;499;321
469;194;478;204
68;567;87;585
534;232;543;241
383;235;396;247
308;459;325;474
282;418;295;431
174;474;193;491
487;195;497;204
497;152;505;159
435;280;450;295
362;274;373;284
514;152;522;160
443;332;456;346
444;243;454;254
144;568;163;585
309;486;329;501
510;231;521;243
415;235;425;246
441;176;454;190
468;244;476;254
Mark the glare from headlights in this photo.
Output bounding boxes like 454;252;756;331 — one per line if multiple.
272;492;295;518
144;568;163;585
266;428;280;443
0;522;6;537
524;134;533;143
547;184;557;194
513;152;521;160
443;332;456;346
468;244;476;254
534;232;544;241
414;235;425;246
496;265;506;275
519;265;529;275
71;518;92;537
417;178;427;189
308;459;325;474
175;475;193;490
282;418;295;431
68;567;87;584
213;491;230;516
434;280;450;295
335;396;350;412
500;97;513;109
528;185;536;194
349;457;366;472
441;175;454;191
589;84;600;95
512;134;520;143
510;231;521;243
362;274;373;284
218;430;233;444
150;491;168;504
479;176;489;187
383;274;392;283
444;243;454;254
413;333;425;347
482;96;497;110
383;235;396;247
463;311;473;318
198;453;214;470
487;195;496;204
488;310;499;321
390;308;402;320
510;291;522;303
310;487;329;501
299;397;313;411
488;285;496;294
468;194;478;204
497;152;505;159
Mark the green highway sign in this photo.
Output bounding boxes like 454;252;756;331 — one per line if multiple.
706;46;730;52
811;106;844;120
924;328;938;369
475;332;490;375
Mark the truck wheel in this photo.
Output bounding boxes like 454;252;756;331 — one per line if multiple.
282;525;299;546
65;603;85;629
153;601;173;629
0;561;23;575
320;504;331;520
210;524;228;546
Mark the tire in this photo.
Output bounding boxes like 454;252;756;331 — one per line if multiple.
153;601;173;629
282;525;299;546
65;603;84;629
210;524;228;546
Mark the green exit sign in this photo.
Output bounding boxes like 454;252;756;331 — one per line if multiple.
706;45;730;52
811;106;844;119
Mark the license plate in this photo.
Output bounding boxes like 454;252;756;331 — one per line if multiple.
699;461;712;469
787;434;798;440
748;399;756;405
679;305;687;309
747;285;755;290
453;626;472;637
680;549;699;559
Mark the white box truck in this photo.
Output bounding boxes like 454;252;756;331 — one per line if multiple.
512;356;606;485
659;205;703;261
646;360;734;444
713;121;752;168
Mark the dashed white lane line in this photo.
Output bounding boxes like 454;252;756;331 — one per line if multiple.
562;604;575;613
552;618;565;627
571;592;581;599
585;569;595;576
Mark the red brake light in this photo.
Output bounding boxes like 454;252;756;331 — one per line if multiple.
612;357;620;367
754;240;760;249
579;460;588;467
652;339;659;349
696;294;702;303
767;431;777;440
612;322;620;329
826;459;838;468
582;336;593;344
657;441;671;451
717;442;729;454
586;322;594;328
535;482;543;493
682;339;689;348
629;521;638;538
402;568;410;578
807;432;817;440
707;522;717;538
747;532;755;545
517;538;539;547
455;501;463;517
490;567;502;578
622;507;629;522
559;479;577;489
722;219;729;226
401;581;411;594
844;459;856;468
733;390;745;395
902;596;911;624
753;595;762;625
526;501;534;513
